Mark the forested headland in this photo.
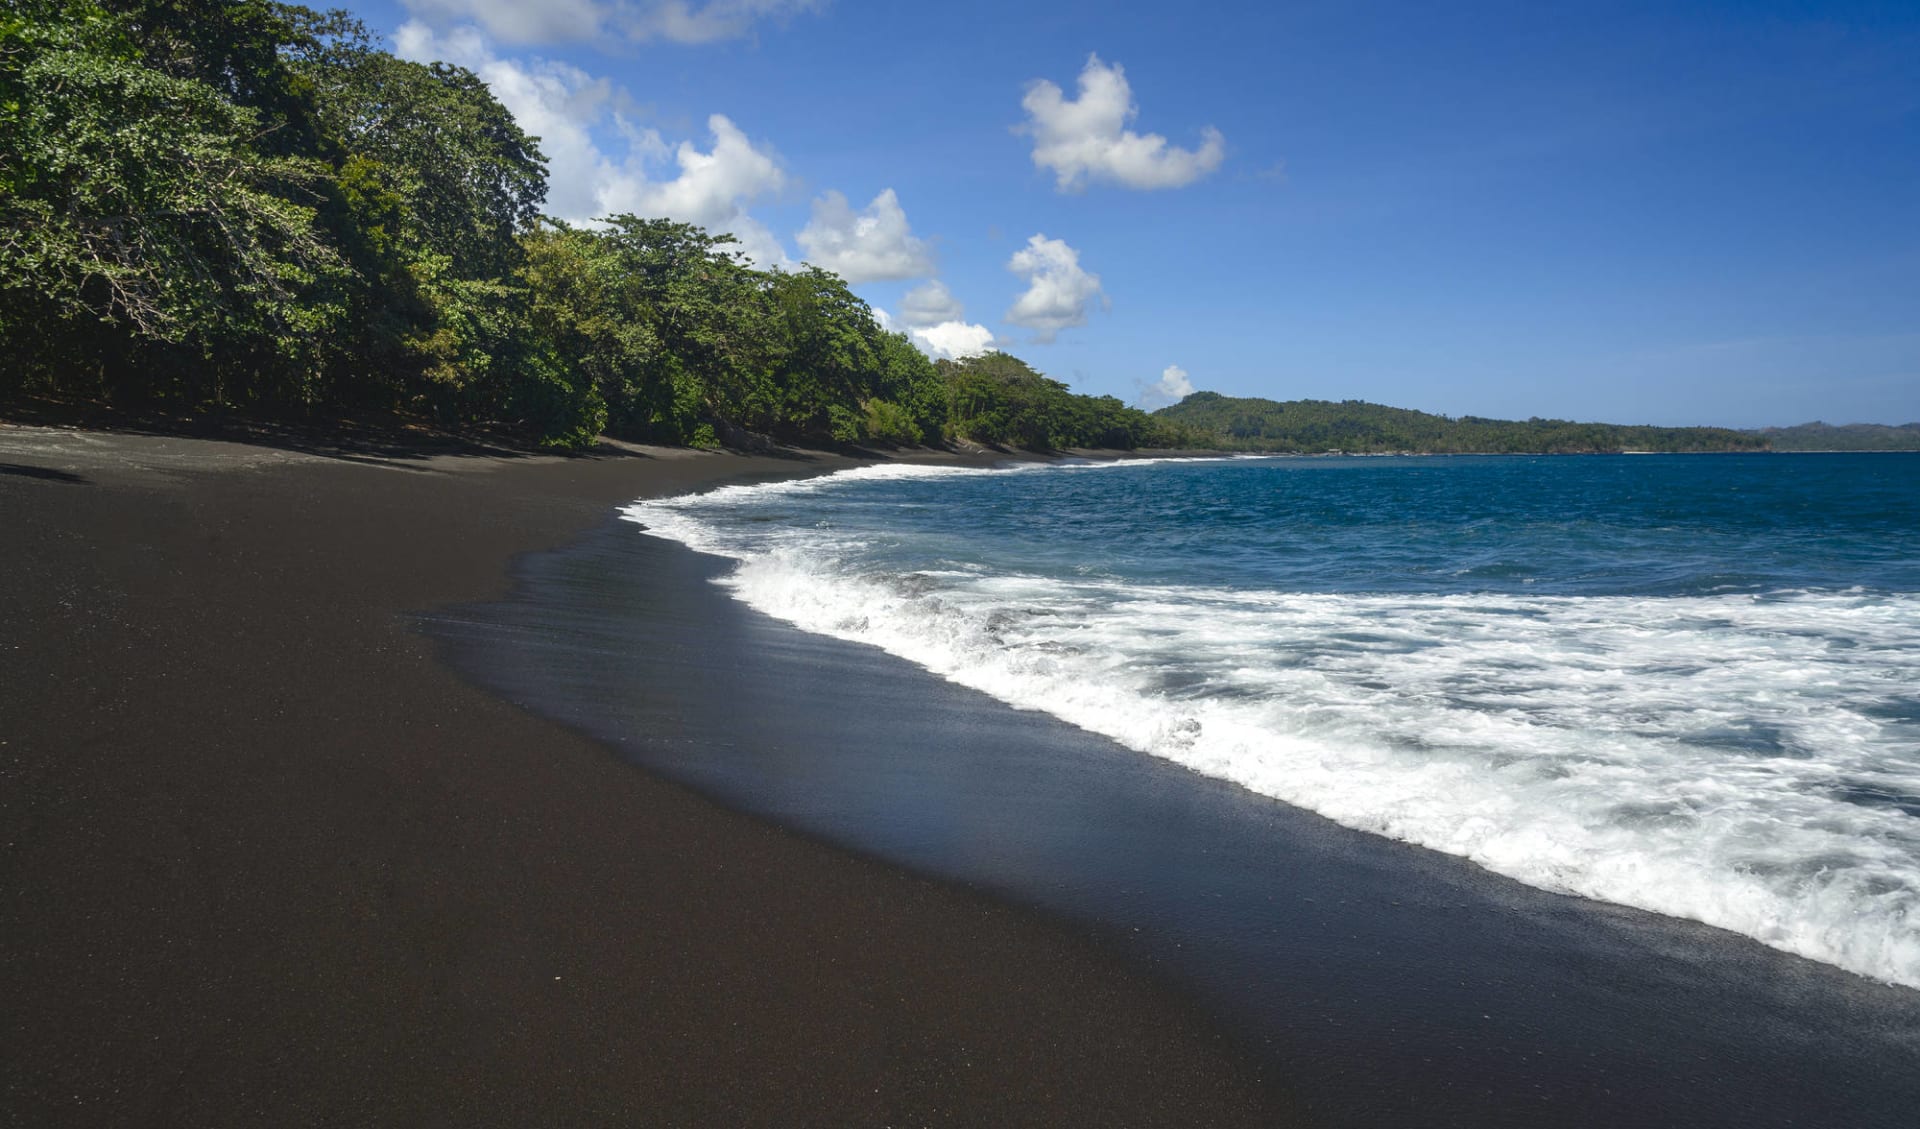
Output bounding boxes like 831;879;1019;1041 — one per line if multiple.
1155;392;1772;454
0;1;1191;452
1754;422;1920;452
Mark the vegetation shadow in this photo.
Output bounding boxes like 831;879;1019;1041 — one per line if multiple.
3;396;654;468
0;462;89;484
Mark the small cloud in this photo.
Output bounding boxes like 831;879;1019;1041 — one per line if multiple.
395;22;793;266
910;320;997;360
1005;234;1105;343
1018;54;1225;192
900;279;964;327
597;113;791;268
795;188;934;283
892;280;995;358
1135;364;1195;409
880;288;993;359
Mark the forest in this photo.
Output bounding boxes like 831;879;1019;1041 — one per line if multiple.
1155;392;1772;454
1755;422;1920;452
0;0;1191;452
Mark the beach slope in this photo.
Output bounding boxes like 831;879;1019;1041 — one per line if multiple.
0;426;1288;1127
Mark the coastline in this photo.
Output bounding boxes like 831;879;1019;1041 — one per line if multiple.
0;425;1288;1126
433;487;1920;1129
10;424;1919;1127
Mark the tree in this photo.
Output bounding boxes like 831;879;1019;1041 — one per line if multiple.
578;216;773;443
870;329;945;443
764;266;882;441
304;45;546;412
0;2;1202;453
1;0;347;404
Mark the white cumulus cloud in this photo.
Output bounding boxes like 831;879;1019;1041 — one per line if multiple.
910;321;997;360
599;114;789;266
886;281;990;359
394;21;792;267
401;0;821;46
1004;234;1105;343
890;280;992;359
795;189;934;283
899;280;964;327
1135;364;1196;409
1019;54;1225;192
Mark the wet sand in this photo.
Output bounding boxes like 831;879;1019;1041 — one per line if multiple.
0;425;1292;1127
431;506;1920;1129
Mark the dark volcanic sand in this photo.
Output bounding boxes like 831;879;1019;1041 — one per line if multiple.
429;484;1920;1128
0;426;1290;1127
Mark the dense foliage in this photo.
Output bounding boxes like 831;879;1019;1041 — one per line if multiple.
1754;422;1920;452
937;352;1196;450
0;0;1176;451
1155;392;1771;454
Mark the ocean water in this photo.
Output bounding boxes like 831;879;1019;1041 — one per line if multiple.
623;453;1920;990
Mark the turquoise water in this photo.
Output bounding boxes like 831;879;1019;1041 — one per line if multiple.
627;453;1920;987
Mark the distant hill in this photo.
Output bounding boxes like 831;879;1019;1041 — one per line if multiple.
1153;392;1769;454
1753;422;1920;452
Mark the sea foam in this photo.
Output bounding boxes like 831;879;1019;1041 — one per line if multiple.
624;461;1920;989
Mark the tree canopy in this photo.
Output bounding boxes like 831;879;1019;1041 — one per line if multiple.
0;0;1182;452
1154;391;1770;454
1754;421;1920;452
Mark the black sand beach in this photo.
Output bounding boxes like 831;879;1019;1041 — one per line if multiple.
434;502;1920;1128
0;425;1286;1126
6;423;1919;1127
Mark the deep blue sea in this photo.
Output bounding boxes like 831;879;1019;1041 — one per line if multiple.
626;453;1920;989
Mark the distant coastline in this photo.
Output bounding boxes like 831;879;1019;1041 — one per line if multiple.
1753;420;1920;452
1153;391;1920;454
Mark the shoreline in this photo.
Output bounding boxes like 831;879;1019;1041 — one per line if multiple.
434;495;1920;1128
9;422;1920;1127
0;423;1291;1126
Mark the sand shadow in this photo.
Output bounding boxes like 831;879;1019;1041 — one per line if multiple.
0;462;88;484
3;397;657;469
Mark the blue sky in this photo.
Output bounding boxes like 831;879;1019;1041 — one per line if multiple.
347;1;1917;426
